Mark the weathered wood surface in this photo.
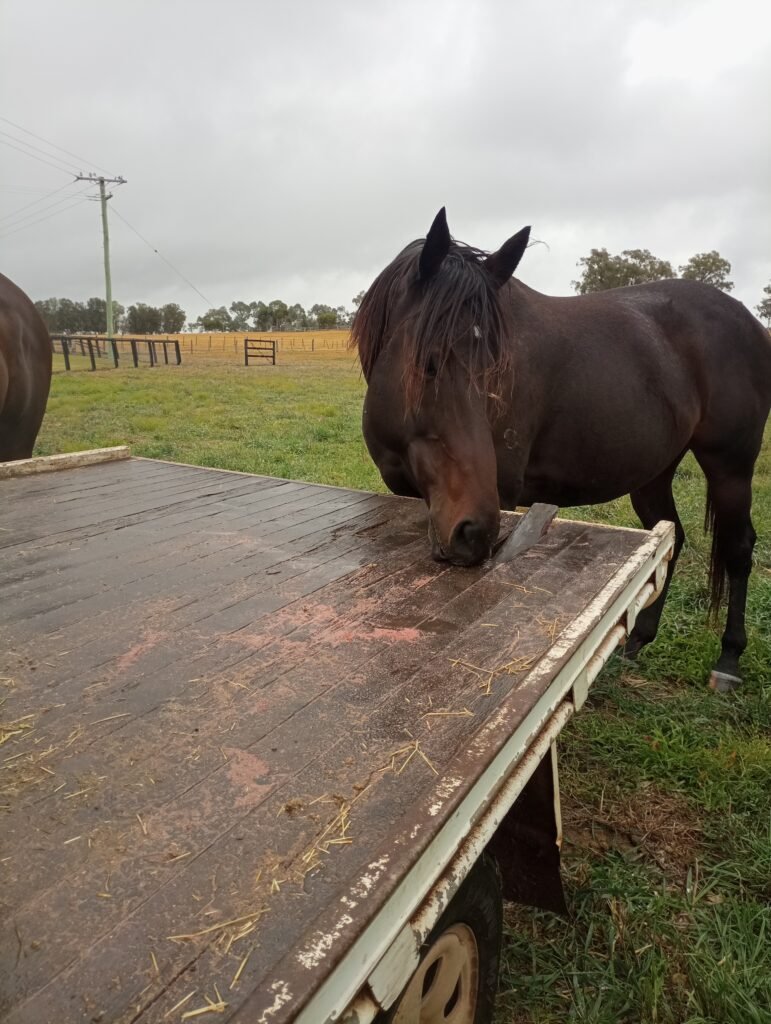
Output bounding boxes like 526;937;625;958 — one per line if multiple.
0;445;129;479
0;458;654;1023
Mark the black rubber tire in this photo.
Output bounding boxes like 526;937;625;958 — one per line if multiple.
376;853;503;1024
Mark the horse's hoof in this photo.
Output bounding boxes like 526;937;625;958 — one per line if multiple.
622;638;644;661
708;670;742;693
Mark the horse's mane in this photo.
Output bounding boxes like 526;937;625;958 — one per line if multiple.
350;238;512;405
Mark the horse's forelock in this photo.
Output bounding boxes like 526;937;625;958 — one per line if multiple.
351;240;511;404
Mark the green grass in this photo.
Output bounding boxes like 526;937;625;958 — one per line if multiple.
35;358;771;1024
39;356;383;490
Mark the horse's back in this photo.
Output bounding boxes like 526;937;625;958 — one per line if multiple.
511;278;770;500
597;279;770;374
615;280;771;451
0;272;52;460
557;279;771;441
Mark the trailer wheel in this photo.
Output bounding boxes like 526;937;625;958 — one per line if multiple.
378;854;502;1024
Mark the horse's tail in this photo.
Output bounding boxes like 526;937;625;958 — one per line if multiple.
704;487;727;619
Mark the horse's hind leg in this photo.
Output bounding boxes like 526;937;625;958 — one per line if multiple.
693;451;757;691
625;458;686;658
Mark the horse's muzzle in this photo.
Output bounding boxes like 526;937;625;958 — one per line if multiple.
431;518;494;566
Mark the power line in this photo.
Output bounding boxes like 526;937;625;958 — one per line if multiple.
110;204;214;307
0;196;92;241
0;116;109;174
0;181;79;227
0;136;76;177
0;186;77;196
0;184;93;233
0;128;83;175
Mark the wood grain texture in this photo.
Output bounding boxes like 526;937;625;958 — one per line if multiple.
0;458;651;1023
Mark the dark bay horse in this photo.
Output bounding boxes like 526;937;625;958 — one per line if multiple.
0;272;52;462
352;209;771;691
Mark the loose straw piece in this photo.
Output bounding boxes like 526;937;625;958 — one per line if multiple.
163;990;196;1018
168;909;267;942
230;949;252;989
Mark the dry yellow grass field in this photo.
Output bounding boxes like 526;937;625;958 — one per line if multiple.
160;329;350;359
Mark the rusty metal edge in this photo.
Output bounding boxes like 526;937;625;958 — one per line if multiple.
268;521;676;1024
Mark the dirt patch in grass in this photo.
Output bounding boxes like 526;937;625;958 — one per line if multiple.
562;783;702;878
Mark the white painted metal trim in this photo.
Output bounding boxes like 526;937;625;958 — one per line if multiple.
0;445;130;479
355;707;571;1022
297;522;675;1024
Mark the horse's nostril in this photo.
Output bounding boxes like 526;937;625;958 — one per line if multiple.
451;519;490;563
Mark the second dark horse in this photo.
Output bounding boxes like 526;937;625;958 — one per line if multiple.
0;272;52;463
352;209;771;691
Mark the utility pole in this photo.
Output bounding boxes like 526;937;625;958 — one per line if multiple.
76;173;126;363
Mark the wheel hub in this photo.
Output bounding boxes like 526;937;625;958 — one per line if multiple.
391;923;479;1023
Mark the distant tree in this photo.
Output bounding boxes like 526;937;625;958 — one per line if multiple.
83;297;106;333
251;301;271;331
352;290;365;309
34;298;62;332
267;300;289;330
195;307;222;331
160;303;186;333
60;298;86;332
308;303;334;329
229;301;252;332
79;297;125;333
573;248;675;293
756;283;771;326
287;303;308;330
678;251;734;292
335;305;352;327
318;310;338;329
195;306;234;331
36;297;121;333
126;303;163;334
35;297;85;333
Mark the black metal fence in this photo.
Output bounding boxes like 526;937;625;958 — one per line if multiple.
51;335;182;371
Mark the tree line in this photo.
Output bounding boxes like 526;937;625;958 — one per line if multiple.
34;297;187;335
574;248;771;325
34;251;771;335
34;294;367;336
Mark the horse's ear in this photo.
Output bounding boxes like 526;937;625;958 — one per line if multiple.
484;226;531;288
419;207;451;282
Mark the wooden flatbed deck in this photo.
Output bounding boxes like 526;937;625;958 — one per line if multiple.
0;455;673;1023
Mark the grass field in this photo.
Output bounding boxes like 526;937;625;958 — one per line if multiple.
36;356;770;1023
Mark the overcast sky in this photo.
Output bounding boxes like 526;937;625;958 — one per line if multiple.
1;0;770;323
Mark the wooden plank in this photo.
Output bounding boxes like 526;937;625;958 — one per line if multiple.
0;446;129;479
1;482;364;612
0;492;391;639
0;527;644;1022
0;474;307;552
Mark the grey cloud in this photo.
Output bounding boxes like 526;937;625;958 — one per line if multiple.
1;0;769;319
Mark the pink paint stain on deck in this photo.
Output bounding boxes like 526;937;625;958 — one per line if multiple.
411;575;435;590
115;630;169;672
224;747;275;809
321;623;422;647
371;626;422;642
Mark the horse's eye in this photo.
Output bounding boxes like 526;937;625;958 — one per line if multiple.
425;356;438;379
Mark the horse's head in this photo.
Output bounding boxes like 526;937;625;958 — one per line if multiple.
353;209;530;566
